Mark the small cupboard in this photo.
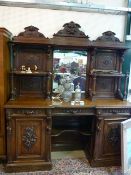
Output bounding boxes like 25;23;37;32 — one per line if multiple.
6;107;52;172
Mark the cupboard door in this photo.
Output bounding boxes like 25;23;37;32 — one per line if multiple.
6;110;52;172
16;118;46;160
92;116;129;166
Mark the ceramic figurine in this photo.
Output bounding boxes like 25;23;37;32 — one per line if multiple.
21;65;26;73
26;67;32;73
34;65;38;71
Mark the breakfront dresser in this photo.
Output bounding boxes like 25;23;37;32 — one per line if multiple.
0;22;130;172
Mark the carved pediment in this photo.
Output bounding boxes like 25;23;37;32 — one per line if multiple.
53;21;89;39
96;31;120;42
16;26;45;38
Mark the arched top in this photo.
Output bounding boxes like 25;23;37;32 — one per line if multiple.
12;25;50;44
95;31;120;43
16;25;46;38
53;21;89;39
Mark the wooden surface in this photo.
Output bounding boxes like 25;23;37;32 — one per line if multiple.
5;97;131;108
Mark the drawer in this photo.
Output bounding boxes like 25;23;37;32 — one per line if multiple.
96;107;131;116
6;108;47;117
52;108;95;116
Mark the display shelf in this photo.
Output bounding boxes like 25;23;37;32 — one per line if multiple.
10;71;52;76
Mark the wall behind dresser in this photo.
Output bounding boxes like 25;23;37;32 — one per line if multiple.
0;0;127;41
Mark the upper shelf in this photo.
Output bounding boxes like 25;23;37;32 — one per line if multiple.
10;71;52;76
89;69;124;77
89;73;124;77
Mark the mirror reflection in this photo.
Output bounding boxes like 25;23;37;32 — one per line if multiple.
53;50;87;93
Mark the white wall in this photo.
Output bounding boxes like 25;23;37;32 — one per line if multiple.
0;0;127;41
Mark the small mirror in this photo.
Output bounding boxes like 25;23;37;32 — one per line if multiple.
53;50;87;94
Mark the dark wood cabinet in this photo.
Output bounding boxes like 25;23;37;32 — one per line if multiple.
5;108;52;172
2;22;131;172
87;107;131;166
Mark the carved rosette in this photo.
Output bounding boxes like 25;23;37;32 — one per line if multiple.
22;127;37;151
96;31;120;43
107;127;120;147
15;26;45;38
54;21;89;38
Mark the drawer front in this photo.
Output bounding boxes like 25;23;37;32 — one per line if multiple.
52;108;95;116
96;108;131;116
6;108;47;117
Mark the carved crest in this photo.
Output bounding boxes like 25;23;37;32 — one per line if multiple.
22;127;37;151
16;26;45;38
96;31;120;42
54;21;89;38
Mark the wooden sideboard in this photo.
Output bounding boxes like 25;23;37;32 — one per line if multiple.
0;22;130;172
4;98;131;172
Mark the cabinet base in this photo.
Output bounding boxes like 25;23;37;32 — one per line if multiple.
5;162;52;173
88;158;121;167
85;150;121;167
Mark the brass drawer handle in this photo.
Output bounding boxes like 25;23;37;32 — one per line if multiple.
24;111;35;115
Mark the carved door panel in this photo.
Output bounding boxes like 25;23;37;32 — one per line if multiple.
93;116;129;166
6;108;52;172
100;118;121;157
16;118;46;160
7;116;48;162
6;111;52;165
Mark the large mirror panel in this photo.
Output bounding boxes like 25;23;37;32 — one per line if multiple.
53;50;87;94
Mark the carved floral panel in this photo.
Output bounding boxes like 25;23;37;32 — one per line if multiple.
95;52;117;70
15;118;46;158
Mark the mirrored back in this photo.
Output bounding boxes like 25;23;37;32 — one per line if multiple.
53;50;87;93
